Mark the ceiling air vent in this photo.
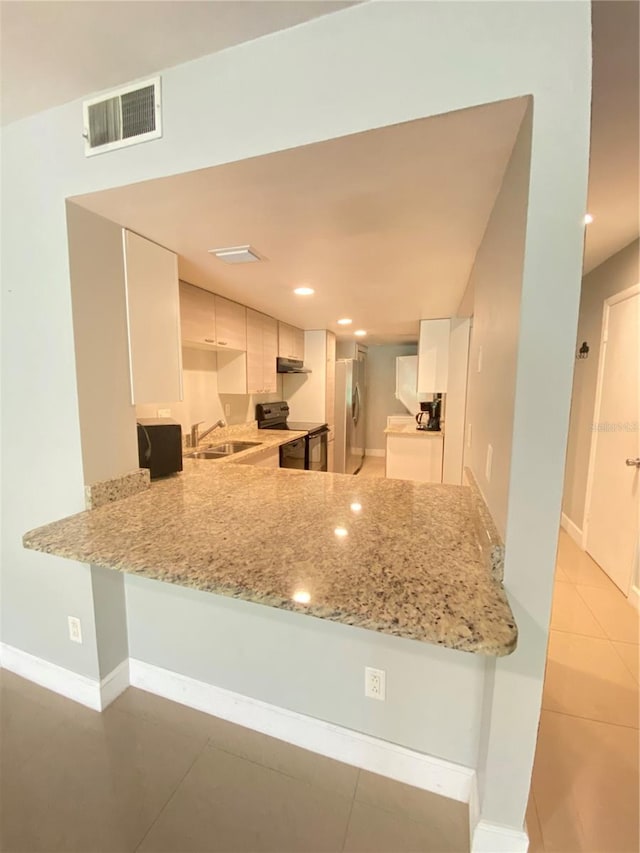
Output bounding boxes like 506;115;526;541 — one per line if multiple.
83;77;162;157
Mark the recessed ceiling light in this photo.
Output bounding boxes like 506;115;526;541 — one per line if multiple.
209;245;263;264
334;527;348;538
350;502;362;513
292;590;311;604
584;214;594;225
337;318;352;326
294;287;314;296
354;330;367;337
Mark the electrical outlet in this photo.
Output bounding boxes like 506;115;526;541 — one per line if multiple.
365;667;386;701
477;346;483;373
467;423;472;449
486;444;493;481
157;408;171;418
68;616;83;644
224;403;231;417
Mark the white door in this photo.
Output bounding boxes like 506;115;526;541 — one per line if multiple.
585;285;640;594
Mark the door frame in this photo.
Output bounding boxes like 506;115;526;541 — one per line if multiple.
583;282;640;602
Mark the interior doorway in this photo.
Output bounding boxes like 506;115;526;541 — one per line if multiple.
584;284;639;595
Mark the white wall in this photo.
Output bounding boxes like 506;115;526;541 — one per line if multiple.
562;238;640;530
135;348;285;437
0;1;591;840
365;344;418;451
285;330;327;422
463;105;532;539
126;573;487;768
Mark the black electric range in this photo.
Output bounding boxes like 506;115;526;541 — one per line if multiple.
256;402;328;471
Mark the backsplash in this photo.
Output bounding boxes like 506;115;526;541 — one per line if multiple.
135;347;283;436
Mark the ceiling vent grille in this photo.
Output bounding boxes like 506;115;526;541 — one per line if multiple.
83;77;161;157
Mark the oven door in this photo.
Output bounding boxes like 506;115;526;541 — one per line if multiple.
306;428;328;472
279;437;306;469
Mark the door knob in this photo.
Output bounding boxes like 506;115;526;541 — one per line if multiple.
626;458;640;468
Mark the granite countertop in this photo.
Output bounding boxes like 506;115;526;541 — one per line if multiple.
23;430;517;656
385;424;445;438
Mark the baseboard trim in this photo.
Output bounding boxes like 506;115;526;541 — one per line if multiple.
365;448;386;458
0;643;129;711
472;819;529;852
100;659;130;708
129;658;475;803
561;512;584;548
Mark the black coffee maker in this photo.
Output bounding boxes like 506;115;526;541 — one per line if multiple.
415;395;442;431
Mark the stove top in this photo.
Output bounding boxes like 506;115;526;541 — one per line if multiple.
255;402;327;436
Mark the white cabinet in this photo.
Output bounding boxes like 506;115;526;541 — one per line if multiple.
179;282;246;351
386;434;444;483
123;230;183;405
218;309;277;394
417;319;450;393
278;322;305;360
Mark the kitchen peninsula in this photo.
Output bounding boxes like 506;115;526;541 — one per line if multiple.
22;429;516;657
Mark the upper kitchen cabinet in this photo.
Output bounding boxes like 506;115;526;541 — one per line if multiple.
278;322;305;361
218;309;277;394
417;319;450;393
179;281;246;351
123;230;183;405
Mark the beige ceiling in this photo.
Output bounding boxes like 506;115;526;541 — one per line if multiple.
73;98;529;344
0;0;357;125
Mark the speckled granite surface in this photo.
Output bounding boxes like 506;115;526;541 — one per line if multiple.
464;468;505;582
23;446;517;656
384;424;445;439
84;468;150;510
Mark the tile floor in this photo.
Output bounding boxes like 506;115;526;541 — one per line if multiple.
2;528;637;853
0;670;469;853
356;456;386;479
527;530;639;853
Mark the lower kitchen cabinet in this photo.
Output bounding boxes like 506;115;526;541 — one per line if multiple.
385;433;444;483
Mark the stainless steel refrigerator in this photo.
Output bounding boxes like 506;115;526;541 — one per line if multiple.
334;350;366;474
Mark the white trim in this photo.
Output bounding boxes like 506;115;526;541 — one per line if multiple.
129;658;475;804
100;659;130;708
0;644;129;711
472;820;529;852
365;448;386;457
560;512;584;548
629;584;640;613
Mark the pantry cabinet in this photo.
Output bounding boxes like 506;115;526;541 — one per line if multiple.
218;309;278;394
278;322;305;361
179;282;246;351
123;230;183;405
417;319;450;394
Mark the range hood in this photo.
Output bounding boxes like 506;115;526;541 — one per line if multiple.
277;356;311;374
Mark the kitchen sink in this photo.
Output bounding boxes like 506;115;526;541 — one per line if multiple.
186;440;262;460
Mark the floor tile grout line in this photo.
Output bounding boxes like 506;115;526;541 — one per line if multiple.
340;768;360;853
132;734;212;853
541;707;640;731
609;642;640;685
199;736;360;800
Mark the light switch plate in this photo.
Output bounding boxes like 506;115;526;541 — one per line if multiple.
157;408;171;418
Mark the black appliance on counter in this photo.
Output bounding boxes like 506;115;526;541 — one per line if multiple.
415;395;442;432
256;402;328;472
137;418;183;479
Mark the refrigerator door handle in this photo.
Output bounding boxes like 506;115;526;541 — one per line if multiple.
353;384;360;425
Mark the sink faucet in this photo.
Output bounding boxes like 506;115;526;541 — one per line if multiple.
190;419;226;447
